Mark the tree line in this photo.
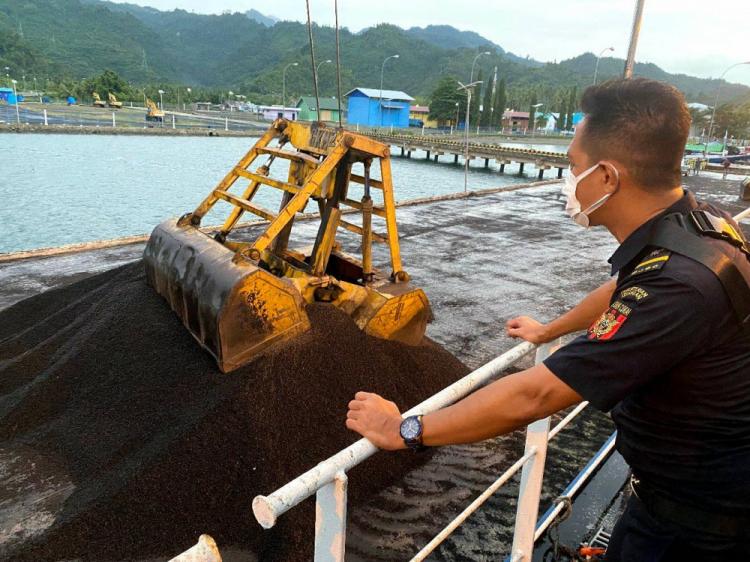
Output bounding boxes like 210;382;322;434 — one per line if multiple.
428;71;580;131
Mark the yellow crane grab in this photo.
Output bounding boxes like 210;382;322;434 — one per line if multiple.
143;119;431;372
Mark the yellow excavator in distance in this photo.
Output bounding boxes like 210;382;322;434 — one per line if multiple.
143;119;431;372
107;92;123;109
145;98;165;123
92;92;106;108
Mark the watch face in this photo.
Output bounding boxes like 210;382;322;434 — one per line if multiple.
401;417;421;440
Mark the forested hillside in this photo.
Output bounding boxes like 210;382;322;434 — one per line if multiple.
1;0;747;108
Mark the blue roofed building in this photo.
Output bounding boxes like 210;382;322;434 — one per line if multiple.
345;88;414;128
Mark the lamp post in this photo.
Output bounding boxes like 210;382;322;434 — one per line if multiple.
455;101;460;132
457;80;482;192
470;51;491;83
157;89;165;110
705;61;750;157
186;87;191;111
228;91;234;110
530;102;544;137
467;51;490;135
315;59;332;89
379;54;399;126
282;62;298;107
593;47;614;85
11;79;20;125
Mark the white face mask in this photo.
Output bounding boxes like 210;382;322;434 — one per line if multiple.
561;162;617;228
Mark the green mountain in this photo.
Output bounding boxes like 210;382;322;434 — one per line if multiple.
1;0;747;108
405;25;542;68
0;0;176;82
246;9;278;27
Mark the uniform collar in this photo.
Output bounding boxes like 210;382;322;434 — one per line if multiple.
608;189;697;275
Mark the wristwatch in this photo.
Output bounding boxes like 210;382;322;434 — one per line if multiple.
400;415;425;450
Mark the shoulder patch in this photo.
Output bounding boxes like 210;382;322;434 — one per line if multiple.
588;300;632;341
618;285;650;303
629;249;671;276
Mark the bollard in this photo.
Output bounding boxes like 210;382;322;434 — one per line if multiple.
225;117;228;131
172;114;176;129
43;109;48;126
112;112;116;128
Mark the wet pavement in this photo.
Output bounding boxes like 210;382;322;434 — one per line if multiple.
0;172;748;560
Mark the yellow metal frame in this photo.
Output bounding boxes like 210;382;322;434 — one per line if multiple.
181;118;408;282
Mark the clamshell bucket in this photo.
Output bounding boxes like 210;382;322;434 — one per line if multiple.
143;119;431;372
144;219;310;372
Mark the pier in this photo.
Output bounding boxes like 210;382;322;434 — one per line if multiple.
366;132;570;179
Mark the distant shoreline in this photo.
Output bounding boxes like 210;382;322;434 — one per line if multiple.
0;123;261;137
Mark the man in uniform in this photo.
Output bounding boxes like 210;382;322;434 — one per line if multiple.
345;78;750;561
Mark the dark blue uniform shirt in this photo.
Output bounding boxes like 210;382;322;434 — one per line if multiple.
544;190;750;513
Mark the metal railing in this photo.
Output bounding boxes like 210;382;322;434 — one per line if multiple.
248;339;604;562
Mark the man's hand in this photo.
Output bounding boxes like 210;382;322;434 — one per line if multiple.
506;316;551;344
346;391;406;450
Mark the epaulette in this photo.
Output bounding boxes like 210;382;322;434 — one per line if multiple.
629;248;671;276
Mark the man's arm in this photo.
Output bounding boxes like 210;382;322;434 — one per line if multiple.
346;363;582;450
506;278;616;343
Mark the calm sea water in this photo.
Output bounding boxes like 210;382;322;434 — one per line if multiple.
0;134;565;253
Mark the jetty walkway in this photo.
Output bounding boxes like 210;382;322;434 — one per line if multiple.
367;132;570;179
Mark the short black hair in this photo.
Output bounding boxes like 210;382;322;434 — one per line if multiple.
580;77;690;190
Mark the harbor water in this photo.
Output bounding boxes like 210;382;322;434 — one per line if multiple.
0;133;564;254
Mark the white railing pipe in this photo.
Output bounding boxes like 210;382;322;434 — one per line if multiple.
252;341;536;529
409;449;538;562
548;402;589;441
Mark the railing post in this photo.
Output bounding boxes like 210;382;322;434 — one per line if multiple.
169;534;221;562
510;339;561;562
314;470;348;561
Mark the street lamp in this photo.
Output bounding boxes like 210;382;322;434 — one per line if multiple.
705;61;750;156
379;54;399;126
11;79;19;125
467;51;491;134
157;89;165;110
455;101;460;131
470;51;491;83
593;47;614;85
457;80;482;192
282;62;298;107
530;102;544;137
315;59;333;89
185;87;191;111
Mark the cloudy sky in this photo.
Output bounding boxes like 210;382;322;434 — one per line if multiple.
112;0;750;86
